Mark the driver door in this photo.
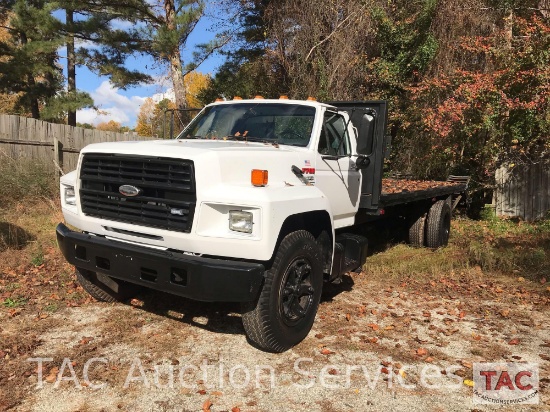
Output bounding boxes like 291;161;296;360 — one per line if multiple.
315;111;361;228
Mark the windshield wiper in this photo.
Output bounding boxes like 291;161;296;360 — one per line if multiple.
178;135;202;140
224;134;249;141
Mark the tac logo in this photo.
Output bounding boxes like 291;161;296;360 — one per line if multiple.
473;362;539;405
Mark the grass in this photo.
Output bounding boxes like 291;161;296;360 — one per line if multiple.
2;297;27;308
30;250;45;267
0;153;58;205
366;210;550;282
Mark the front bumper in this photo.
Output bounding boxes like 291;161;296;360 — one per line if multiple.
56;223;265;302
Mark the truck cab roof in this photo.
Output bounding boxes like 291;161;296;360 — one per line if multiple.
206;97;338;111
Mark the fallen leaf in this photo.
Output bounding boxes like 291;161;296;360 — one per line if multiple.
232;408;241;412
315;333;324;339
458;311;466;319
417;348;428;356
328;368;338;375
540;277;547;284
346;313;351;322
367;323;379;331
463;379;474;387
508;338;520;345
461;360;473;369
197;389;207;395
320;348;335;355
500;309;510;318
203;400;212;412
211;391;223;396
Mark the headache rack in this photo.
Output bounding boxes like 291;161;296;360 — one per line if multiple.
79;154;196;232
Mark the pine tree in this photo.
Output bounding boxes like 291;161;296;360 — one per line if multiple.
49;0;154;125
0;0;66;118
137;0;227;110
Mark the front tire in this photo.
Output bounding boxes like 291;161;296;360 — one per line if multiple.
76;267;138;302
241;230;323;352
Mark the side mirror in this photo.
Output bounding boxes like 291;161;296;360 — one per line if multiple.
355;156;370;170
356;113;375;155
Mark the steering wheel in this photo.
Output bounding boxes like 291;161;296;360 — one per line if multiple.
279;129;303;140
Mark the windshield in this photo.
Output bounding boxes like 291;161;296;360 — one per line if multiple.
177;103;316;147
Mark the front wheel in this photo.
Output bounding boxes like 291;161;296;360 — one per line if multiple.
241;230;323;352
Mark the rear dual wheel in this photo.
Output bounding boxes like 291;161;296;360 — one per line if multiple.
408;200;452;248
426;200;451;248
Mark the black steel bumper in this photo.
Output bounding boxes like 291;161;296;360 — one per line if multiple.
56;223;265;302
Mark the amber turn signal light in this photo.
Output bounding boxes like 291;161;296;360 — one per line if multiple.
251;169;268;187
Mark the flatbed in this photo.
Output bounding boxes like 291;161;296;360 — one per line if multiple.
377;179;466;208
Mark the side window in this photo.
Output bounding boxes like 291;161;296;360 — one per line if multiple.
318;112;350;156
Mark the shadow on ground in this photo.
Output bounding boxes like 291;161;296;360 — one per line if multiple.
0;221;35;251
127;289;245;335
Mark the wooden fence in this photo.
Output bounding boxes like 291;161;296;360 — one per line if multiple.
0;114;152;174
494;163;550;221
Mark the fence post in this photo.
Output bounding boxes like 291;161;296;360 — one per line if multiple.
53;136;64;178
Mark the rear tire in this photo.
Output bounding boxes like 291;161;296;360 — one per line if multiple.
241;230;323;352
426;200;451;248
76;268;138;302
408;213;426;247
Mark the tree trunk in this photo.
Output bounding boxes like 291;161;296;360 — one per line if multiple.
540;1;549;18
504;8;513;50
66;9;76;126
19;31;40;118
164;0;186;110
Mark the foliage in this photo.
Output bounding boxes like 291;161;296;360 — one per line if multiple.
0;0;64;118
184;71;211;108
96;120;130;133
135;98;176;137
407;13;550;186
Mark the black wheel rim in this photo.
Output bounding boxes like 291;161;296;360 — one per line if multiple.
279;257;315;326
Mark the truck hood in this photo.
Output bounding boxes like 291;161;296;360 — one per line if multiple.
80;139;316;189
81;138;301;157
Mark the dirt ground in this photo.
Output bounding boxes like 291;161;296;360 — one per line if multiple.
1;203;549;411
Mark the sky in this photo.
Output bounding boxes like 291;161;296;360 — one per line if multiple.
63;10;227;128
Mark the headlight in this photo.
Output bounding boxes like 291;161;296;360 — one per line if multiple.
229;210;253;233
64;185;76;206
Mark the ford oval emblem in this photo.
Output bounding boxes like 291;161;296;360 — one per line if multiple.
119;185;142;197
